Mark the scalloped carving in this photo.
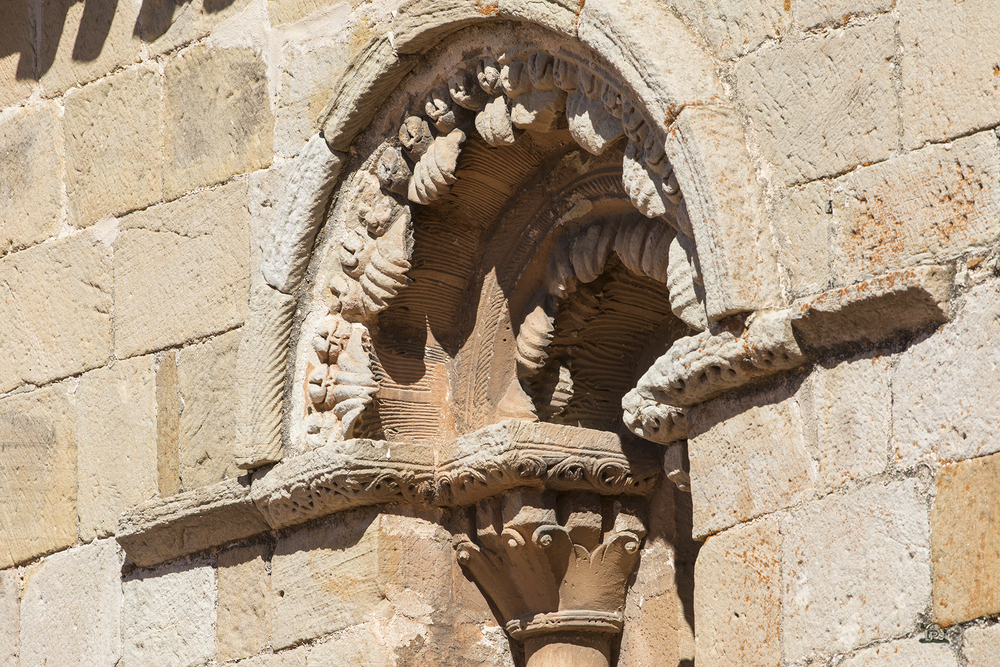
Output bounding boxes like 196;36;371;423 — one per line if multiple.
407;128;466;204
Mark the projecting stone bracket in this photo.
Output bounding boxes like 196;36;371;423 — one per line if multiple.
455;488;646;667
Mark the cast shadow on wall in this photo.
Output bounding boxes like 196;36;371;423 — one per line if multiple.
1;0;119;78
134;0;238;42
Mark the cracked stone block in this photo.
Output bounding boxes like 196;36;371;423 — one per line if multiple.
839;635;959;667
19;539;122;667
177;329;243;491
781;478;931;662
736;16;896;185
931;452;1000;626
672;0;787;61
963;624;1000;666
77;356;159;542
0;382;77;568
0;2;34;107
123;560;217;667
217;542;271;662
114;181;250;359
0;569;19;667
305;625;394;667
138;0;255;58
792;0;893;30
695;516;781;667
0;103;62;253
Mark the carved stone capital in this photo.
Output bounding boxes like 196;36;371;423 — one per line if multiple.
456;489;646;667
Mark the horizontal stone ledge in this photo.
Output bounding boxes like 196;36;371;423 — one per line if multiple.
117;420;662;567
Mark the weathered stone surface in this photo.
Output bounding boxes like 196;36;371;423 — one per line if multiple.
164;44;273;199
900;0;1000;148
218;543;271;662
39;0;140;97
270;507;390;649
156;351;181;497
964;624;1000;666
77;356;159;542
238;649;308;667
695;517;780;667
0;231;112;394
269;0;353;27
305;625;394;667
792;0;893;30
117;477;269;568
931;452;1000;626
123;560;216;667
0;2;34;108
736;16;896;185
64;64;163;228
0;569;19;667
829;132;1000;282
138;0;255;57
0;104;62;252
673;0;787;61
839;636;959;667
774;180;834;297
687;378;815;538
177;329;243;491
781;479;931;662
0;383;77;568
114;181;250;359
893;280;1000;468
19;539;122;667
377;508;454;621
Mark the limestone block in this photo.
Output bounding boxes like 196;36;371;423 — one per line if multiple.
0;569;19;667
164;44;273;199
122;560;217;667
774;181;834;297
19;539;122;667
781;478;931;662
177;329;243;491
305;626;393;667
269;0;353;27
377;509;454;621
687;379;815;539
964;625;1000;666
156;351;181;497
270;507;390;649
218;543;271;662
238;649;307;667
931;453;1000;626
64;64;163;228
0;2;34;107
893;280;1000;468
0;104;62;252
829;132;1000;283
672;0;787;61
900;0;1000;148
840;636;959;667
39;0;141;97
736;16;896;185
114;182;250;359
792;0;893;30
694;517;780;667
0;231;112;394
137;0;255;58
0;383;77;568
77;356;159;542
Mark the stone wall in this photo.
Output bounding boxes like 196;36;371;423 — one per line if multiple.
1;1;999;666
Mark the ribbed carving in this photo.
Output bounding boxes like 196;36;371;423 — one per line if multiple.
622;140;672;219
235;284;297;469
360;214;412;316
331;324;378;439
515;300;556;377
476;95;519;146
666;232;707;331
408;129;466;204
613;217;673;284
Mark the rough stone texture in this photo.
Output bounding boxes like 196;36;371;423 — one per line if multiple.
839;636;959;667
238;649;308;667
900;0;1000;148
217;543;271;662
673;0;787;61
305;626;394;667
687;378;815;538
64;64;163;228
114;181;250;359
19;539;122;667
39;0;141;97
964;624;1000;666
0;382;77;568
792;0;894;30
695;517;780;667
269;0;356;26
122;560;217;667
0;569;19;667
0;2;34;108
77;356;159;542
156;351;181;497
164;44;273;200
893;280;1000;468
270;507;390;649
177;329;243;491
781;478;931;663
0;231;112;394
138;0;256;58
829;132;1000;283
736;16;897;185
775;180;835;297
0;104;62;253
931;452;1000;626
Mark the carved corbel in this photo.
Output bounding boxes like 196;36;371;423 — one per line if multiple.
456;489;647;667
